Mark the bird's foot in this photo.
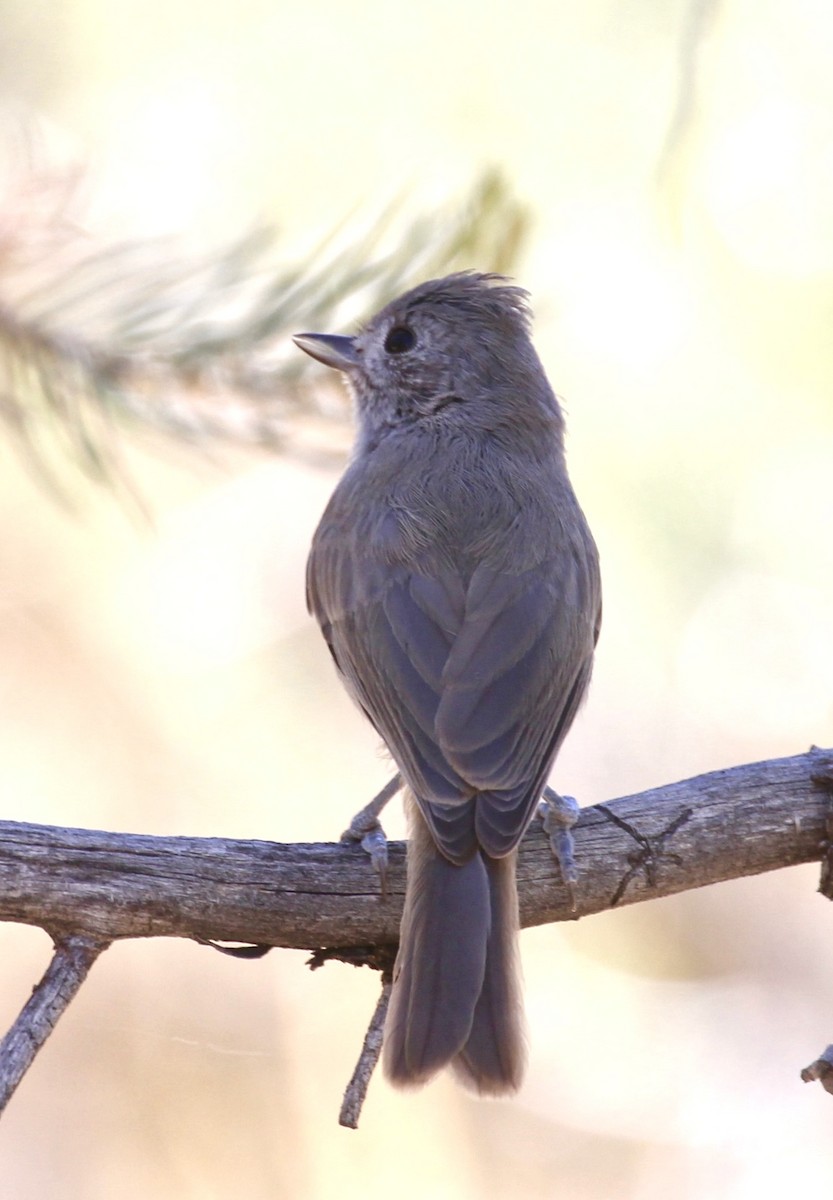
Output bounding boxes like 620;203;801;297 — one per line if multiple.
341;774;402;898
538;787;581;911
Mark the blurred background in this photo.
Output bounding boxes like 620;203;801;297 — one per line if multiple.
1;1;832;1196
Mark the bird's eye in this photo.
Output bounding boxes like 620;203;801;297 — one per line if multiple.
384;325;416;355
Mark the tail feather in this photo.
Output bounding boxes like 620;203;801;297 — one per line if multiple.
383;790;525;1093
452;851;526;1094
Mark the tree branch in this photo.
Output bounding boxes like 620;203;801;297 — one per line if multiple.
338;981;391;1129
1;749;830;949
0;154;529;499
0;747;830;1123
0;934;106;1112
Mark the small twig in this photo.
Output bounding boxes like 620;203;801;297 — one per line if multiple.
0;934;107;1113
339;981;392;1129
801;1045;833;1095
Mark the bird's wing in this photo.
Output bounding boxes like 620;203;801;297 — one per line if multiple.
434;556;599;856
307;527;600;863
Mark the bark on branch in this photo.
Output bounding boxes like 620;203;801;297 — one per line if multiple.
0;747;831;1122
0;935;106;1111
1;748;830;949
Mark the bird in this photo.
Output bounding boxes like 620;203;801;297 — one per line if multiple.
294;271;601;1094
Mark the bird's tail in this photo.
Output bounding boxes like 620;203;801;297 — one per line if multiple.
383;790;526;1094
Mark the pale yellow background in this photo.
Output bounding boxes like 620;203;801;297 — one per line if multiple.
1;1;832;1196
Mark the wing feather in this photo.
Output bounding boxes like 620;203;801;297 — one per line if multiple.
307;490;600;864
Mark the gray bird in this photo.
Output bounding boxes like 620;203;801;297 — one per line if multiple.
295;272;601;1094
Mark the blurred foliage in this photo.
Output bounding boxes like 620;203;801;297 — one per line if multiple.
0;137;527;501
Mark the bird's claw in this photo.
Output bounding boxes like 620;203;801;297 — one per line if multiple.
341;774;401;899
539;787;581;910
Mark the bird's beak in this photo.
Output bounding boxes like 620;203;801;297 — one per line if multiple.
292;332;360;371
